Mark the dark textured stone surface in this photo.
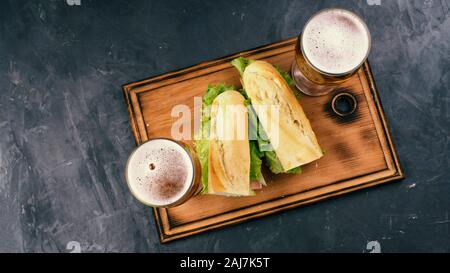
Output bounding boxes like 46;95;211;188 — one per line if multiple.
0;0;449;253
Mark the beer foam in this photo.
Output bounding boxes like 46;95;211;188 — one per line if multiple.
126;139;194;206
302;9;370;75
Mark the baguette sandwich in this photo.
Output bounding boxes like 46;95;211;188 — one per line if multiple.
232;57;323;172
195;85;265;196
208;90;251;195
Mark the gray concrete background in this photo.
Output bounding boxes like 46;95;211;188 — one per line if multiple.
0;0;449;252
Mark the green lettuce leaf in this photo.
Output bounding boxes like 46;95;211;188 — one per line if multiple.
244;92;265;182
249;141;263;181
263;150;302;174
194;138;209;192
231;57;254;77
274;65;295;87
203;84;233;106
274;65;302;100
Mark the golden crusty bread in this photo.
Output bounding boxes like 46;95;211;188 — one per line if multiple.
208;90;252;196
242;61;323;171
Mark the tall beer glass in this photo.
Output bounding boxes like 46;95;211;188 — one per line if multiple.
291;8;371;96
125;138;202;208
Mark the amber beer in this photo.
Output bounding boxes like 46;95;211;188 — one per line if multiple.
292;8;371;96
125;138;202;207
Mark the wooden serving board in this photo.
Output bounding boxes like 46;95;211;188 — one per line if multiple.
123;38;404;243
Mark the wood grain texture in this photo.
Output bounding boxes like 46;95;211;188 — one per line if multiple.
123;38;404;243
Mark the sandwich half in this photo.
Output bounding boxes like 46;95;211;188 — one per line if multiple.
232;57;323;172
207;90;251;196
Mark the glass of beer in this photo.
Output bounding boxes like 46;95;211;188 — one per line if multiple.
125;138;202;208
291;8;371;96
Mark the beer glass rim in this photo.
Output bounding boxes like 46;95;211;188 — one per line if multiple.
299;8;372;77
124;137;197;208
